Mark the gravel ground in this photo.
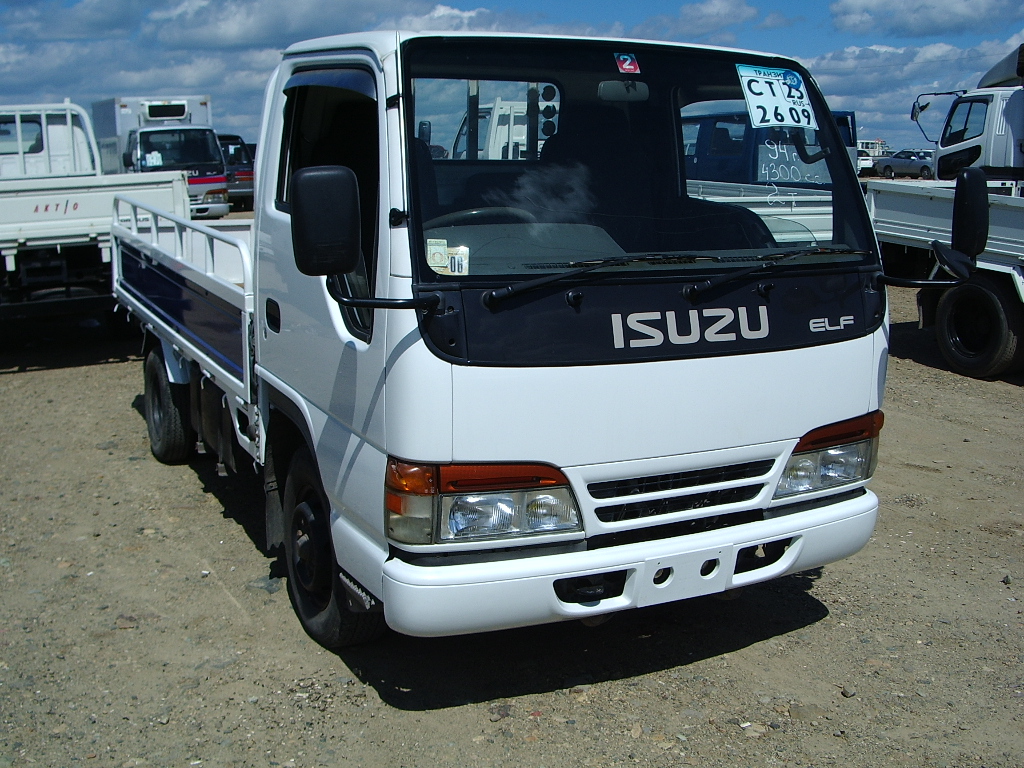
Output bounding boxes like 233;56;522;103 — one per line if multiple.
1;288;1021;768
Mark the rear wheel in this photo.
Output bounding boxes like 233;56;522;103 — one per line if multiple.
935;274;1024;378
883;166;895;179
920;166;932;179
283;447;386;648
143;349;195;464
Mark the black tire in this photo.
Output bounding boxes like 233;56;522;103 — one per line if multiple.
883;166;895;179
935;274;1024;378
143;349;195;463
283;447;385;648
920;166;932;179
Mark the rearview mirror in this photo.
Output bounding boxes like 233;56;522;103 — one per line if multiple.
598;81;650;102
290;165;361;277
931;166;987;280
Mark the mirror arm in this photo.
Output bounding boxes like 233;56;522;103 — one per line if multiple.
877;274;961;289
326;275;442;310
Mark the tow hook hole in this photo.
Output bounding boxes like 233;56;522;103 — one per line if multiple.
652;567;672;585
700;558;719;577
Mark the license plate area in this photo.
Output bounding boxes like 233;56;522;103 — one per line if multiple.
636;546;733;607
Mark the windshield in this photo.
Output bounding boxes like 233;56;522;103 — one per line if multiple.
140;129;223;169
220;137;253;166
404;38;874;284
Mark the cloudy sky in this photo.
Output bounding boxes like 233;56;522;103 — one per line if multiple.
1;0;1022;150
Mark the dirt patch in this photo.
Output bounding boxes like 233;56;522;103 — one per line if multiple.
1;289;1022;767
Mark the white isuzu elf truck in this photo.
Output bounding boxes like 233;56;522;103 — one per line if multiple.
109;31;979;648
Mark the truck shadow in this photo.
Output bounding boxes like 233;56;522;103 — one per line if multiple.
887;318;945;369
127;394;274;557
0;314;141;374
337;570;828;711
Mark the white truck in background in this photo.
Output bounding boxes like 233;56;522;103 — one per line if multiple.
0;101;187;321
92;95;229;219
869;44;1024;378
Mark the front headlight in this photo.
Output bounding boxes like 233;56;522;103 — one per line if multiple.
386;459;583;545
440;488;580;541
774;411;883;499
203;188;229;204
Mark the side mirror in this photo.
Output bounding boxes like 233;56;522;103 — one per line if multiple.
123;151;134;169
418;120;432;145
290;166;361;277
931;166;987;280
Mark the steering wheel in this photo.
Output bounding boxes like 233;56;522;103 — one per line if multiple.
423;207;537;229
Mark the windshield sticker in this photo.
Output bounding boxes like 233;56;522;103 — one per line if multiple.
615;53;640;74
426;238;470;276
736;65;818;130
144;151;163;167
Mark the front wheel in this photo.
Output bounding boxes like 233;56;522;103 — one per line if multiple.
143;349;195;464
283;447;385;648
935;275;1024;378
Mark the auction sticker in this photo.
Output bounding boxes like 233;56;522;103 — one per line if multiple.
736;64;818;130
425;238;470;276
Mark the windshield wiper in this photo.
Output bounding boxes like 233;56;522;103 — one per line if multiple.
682;247;870;299
482;253;715;308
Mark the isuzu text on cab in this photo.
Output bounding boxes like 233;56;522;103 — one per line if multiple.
110;32;976;647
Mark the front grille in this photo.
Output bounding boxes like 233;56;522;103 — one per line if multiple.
588;508;764;549
588;459;774;500
594;484;763;523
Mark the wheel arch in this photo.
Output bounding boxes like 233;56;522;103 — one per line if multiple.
141;329;191;385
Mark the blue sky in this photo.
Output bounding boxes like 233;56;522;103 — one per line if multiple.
1;0;1022;150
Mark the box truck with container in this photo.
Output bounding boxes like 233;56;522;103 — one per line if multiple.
92;96;229;219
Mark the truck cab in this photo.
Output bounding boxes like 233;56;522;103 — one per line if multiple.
928;44;1024;183
935;87;1023;181
123;124;228;218
116;32;891;646
0;102;99;179
93;97;229;219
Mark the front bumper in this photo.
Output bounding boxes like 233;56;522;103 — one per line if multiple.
190;202;231;219
382;489;877;637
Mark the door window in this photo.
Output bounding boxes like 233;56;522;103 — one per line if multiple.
941;99;988;148
278;68;379;341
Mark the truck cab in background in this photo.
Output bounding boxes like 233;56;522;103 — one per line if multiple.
218;133;255;211
870;45;1024;378
0;101;187;320
916;44;1024;187
92;96;229;219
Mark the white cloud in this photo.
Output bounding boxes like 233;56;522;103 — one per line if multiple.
801;29;1024;148
632;0;758;41
758;12;800;30
386;4;490;30
2;0;148;40
830;0;1024;37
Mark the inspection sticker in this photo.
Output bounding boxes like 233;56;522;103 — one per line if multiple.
735;64;818;130
425;238;470;276
614;53;640;74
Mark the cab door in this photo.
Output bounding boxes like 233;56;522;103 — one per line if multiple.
255;59;391;590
